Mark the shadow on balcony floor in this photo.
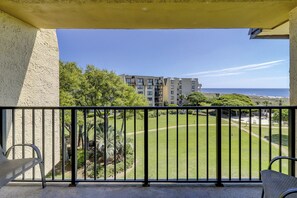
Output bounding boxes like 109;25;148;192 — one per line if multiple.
0;183;262;198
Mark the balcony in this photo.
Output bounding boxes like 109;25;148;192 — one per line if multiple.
0;105;295;197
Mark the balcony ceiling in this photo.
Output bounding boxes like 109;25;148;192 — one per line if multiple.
0;0;296;29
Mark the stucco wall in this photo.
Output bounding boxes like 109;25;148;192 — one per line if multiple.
289;6;297;174
290;7;297;106
0;11;60;179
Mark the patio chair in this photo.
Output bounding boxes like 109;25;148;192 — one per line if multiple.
261;156;297;198
0;144;45;188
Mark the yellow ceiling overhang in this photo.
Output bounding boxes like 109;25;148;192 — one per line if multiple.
0;0;297;29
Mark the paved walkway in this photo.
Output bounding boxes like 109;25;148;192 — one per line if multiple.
0;183;262;198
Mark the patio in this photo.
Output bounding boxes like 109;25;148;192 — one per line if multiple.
0;183;262;198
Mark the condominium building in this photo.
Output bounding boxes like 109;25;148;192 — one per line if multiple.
163;78;202;105
121;74;202;106
121;75;164;106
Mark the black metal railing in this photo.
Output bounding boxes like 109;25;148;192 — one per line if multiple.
0;106;295;186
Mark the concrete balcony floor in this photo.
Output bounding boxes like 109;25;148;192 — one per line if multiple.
0;183;262;198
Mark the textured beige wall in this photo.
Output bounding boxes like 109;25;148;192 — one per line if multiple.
290;7;297;106
0;11;60;179
289;6;297;174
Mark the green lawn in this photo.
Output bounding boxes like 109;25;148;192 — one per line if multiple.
85;113;289;180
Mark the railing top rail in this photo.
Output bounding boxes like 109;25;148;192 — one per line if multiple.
0;106;296;110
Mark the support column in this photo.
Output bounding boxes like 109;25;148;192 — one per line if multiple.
289;7;297;174
0;11;60;178
290;7;297;106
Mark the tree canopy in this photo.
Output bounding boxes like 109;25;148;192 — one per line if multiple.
186;92;207;106
211;94;255;106
60;62;147;107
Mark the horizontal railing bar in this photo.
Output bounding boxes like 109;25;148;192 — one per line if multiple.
0;106;295;110
12;179;262;183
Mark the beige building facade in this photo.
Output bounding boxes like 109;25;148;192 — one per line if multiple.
163;78;202;105
121;75;164;106
122;75;202;106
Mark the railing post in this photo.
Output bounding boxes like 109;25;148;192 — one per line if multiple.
69;109;77;187
0;109;3;150
143;108;150;187
289;108;296;177
216;108;223;187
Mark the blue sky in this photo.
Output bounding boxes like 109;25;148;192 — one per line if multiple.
57;29;289;88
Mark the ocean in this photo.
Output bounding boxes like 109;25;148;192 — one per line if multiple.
202;88;289;98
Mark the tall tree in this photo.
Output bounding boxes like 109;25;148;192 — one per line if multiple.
186;92;207;106
60;62;148;146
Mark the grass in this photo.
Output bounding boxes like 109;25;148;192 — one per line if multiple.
83;113;289;180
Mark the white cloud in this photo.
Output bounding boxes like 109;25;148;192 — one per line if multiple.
200;72;242;77
185;60;285;77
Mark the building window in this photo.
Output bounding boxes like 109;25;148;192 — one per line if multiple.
148;97;153;101
147;79;153;85
171;84;174;89
147;91;153;95
137;78;143;84
192;85;195;90
171;91;174;94
147;85;153;89
171;96;174;100
171;101;174;104
126;78;131;84
138;91;144;94
137;85;143;89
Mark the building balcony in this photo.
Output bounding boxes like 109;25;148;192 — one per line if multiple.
0;106;295;197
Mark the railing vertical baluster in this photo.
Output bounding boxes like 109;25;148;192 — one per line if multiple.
216;108;223;187
269;109;272;162
249;109;252;180
196;108;199;181
166;109;169;181
0;109;3;151
124;109;127;180
279;108;282;172
143;109;149;187
104;109;108;180
176;109;179;180
206;109;209;181
12;109;15;159
22;109;25;180
94;109;97;180
289;108;296;177
229;109;232;181
186;109;189;180
42;109;45;181
61;109;65;180
32;109;35;180
52;109;55;180
70;109;77;187
239;109;241;181
156;109;159;181
83;109;87;181
134;110;137;180
259;108;262;179
114;109;116;180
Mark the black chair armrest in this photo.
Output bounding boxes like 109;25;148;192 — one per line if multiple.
268;156;297;170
